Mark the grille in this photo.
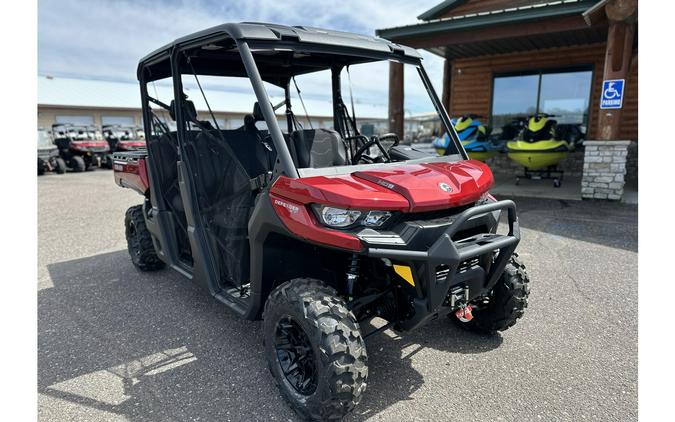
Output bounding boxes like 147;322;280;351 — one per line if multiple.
436;257;481;282
436;265;450;282
404;202;475;223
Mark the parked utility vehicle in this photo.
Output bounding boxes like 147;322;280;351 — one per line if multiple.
38;128;66;175
102;124;146;152
114;23;530;421
52;123;112;171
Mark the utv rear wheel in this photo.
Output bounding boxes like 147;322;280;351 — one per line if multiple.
454;253;530;334
104;155;114;169
55;158;67;174
125;205;164;271
263;278;368;421
71;156;86;172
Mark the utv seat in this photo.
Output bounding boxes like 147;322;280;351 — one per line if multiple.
290;129;348;168
188;128;275;203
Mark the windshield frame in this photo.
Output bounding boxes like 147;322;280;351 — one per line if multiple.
242;41;469;172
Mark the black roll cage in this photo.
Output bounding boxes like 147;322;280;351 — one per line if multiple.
138;36;466;181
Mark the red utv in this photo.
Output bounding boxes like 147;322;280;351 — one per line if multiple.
52;123;112;171
114;23;530;421
102;124;146;152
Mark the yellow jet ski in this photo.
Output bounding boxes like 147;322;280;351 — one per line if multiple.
506;113;573;187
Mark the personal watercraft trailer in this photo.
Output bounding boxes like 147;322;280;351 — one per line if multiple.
52;123;112;171
507;113;573;187
113;22;530;421
37;128;66;175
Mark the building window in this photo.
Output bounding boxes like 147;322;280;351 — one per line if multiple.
102;116;135;126
491;68;593;136
55;115;94;125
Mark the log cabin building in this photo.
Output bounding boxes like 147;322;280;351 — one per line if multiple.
377;0;637;200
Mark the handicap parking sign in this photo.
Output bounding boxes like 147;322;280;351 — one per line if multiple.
600;79;625;109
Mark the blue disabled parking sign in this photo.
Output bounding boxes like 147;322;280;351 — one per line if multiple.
600;79;625;109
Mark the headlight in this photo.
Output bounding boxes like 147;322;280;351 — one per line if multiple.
312;205;393;229
314;205;361;228
363;210;392;227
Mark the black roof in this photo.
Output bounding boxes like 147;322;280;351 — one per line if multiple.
138;22;421;83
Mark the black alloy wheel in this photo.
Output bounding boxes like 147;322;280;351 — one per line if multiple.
274;316;318;396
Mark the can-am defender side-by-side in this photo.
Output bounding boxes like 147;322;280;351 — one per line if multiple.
102;124;146;152
38;128;66;175
52;123;112;171
113;23;530;421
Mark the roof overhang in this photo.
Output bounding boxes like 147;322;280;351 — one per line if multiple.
417;0;468;21
377;0;610;59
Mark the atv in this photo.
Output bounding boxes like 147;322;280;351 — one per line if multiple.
114;23;530;421
38;128;66;175
52;123;112;171
102;124;147;152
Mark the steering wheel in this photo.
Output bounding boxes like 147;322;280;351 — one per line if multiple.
350;135;393;164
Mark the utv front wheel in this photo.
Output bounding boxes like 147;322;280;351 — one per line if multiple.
454;253;530;334
125;205;164;271
263;279;368;421
71;156;86;172
55;158;67;174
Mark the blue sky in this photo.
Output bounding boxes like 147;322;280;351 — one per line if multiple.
38;0;445;113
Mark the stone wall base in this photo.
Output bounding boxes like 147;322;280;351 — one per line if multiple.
581;140;632;200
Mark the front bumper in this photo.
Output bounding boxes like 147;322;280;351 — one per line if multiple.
362;200;520;330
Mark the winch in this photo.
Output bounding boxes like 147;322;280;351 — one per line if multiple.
449;286;473;322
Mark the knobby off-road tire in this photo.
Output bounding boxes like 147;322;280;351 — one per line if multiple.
104;155;114;170
71;155;86;172
263;278;368;421
38;158;45;175
455;253;530;334
55;158;67;174
125;205;164;271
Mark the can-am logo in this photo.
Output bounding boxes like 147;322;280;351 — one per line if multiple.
274;199;299;213
439;182;453;193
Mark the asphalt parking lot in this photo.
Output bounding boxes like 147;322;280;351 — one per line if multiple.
38;170;638;421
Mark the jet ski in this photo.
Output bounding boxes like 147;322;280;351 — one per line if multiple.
433;114;498;161
506;113;573;187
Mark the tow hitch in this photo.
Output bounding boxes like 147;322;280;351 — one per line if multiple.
455;304;473;322
449;286;473;322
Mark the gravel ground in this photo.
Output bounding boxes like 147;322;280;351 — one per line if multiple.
38;170;638;421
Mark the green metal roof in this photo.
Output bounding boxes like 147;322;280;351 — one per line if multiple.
378;0;599;41
417;0;468;21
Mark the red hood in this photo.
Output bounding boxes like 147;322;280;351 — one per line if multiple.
271;160;494;213
71;139;109;148
118;140;146;148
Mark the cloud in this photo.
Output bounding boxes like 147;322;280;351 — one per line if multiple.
38;0;445;113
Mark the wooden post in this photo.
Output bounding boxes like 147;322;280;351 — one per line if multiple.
389;61;404;138
597;0;637;140
441;58;452;115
